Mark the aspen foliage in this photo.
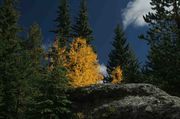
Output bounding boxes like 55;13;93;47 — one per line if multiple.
67;38;103;88
111;66;123;84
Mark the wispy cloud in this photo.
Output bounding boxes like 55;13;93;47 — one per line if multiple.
100;64;108;77
122;0;152;29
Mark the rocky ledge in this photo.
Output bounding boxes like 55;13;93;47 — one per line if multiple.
69;83;180;119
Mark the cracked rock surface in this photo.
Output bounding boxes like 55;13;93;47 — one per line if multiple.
69;83;180;119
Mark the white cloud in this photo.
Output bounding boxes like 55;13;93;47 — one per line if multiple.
122;0;152;29
100;64;108;77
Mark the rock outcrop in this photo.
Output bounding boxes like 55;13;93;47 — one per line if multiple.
69;83;180;119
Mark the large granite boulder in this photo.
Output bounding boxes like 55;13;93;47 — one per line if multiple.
69;83;180;119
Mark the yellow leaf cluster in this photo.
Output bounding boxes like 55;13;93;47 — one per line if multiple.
57;47;67;66
67;38;103;88
111;66;123;84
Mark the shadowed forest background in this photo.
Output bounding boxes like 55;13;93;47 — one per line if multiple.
0;0;179;118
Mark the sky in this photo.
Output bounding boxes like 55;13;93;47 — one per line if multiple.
1;0;153;75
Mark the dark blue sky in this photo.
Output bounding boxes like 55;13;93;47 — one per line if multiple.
4;0;149;65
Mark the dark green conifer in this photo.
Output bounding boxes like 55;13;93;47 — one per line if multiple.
108;24;141;83
53;0;71;47
72;0;93;43
0;0;30;118
141;0;180;96
28;38;71;118
24;23;45;118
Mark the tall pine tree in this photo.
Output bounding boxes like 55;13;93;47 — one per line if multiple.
26;23;43;50
25;23;45;118
124;53;142;83
72;0;93;43
26;23;43;79
141;0;180;96
28;37;71;118
53;0;71;47
108;24;141;83
0;0;31;118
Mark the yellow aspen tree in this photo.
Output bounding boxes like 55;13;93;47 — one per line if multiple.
67;38;103;88
111;66;123;84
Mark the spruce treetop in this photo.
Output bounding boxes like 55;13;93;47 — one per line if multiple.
108;24;140;83
53;0;71;47
72;0;93;43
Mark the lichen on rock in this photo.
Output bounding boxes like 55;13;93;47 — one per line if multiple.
69;83;180;119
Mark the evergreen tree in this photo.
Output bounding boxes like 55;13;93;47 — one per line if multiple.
108;24;141;83
25;23;43;80
0;0;30;118
141;0;180;96
72;0;93;43
27;23;43;50
0;0;21;117
28;37;71;118
53;0;71;47
25;23;44;118
124;53;142;83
